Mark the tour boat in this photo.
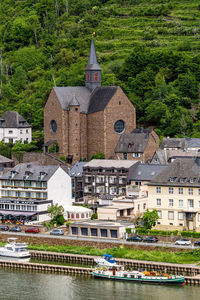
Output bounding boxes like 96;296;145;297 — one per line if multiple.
0;238;30;259
92;256;185;285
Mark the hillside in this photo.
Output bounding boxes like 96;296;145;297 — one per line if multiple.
0;0;200;137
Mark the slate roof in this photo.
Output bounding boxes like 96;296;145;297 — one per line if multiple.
186;138;200;149
0;155;14;163
128;163;167;181
68;162;87;177
160;138;185;150
53;87;91;113
149;158;200;187
115;131;151;153
0;111;31;128
1;164;60;181
85;38;101;71
151;149;200;164
87;86;118;114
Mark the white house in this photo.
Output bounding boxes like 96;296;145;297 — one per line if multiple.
0;111;32;143
0;163;72;223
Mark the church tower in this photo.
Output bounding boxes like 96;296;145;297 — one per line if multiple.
85;38;101;91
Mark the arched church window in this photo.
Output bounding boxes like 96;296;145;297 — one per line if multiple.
50;120;57;133
114;120;125;134
94;72;98;81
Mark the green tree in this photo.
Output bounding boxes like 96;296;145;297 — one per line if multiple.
47;203;64;219
142;209;159;230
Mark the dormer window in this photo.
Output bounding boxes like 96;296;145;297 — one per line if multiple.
39;172;47;180
190;178;195;183
169;177;176;182
10;171;18;179
24;171;32;180
179;177;186;183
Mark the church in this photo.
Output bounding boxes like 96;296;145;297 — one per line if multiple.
44;38;136;163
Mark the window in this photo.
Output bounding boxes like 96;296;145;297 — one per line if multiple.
36;192;41;198
110;230;118;238
11;205;15;210
81;228;88;236
71;227;78;235
198;189;200;195
114;120;125;134
198;214;200;222
16;205;20;210
86;72;90;81
120;210;124;217
133;153;140;158
94;72;98;81
91;228;97;236
9;130;13;134
188;188;193;195
156;187;161;194
50;120;57;133
179;200;183;207
157;210;162;219
5;204;9;210
143;203;146;210
127;209;130;216
178;212;184;220
168;211;174;220
156;199;161;206
168;199;174;207
100;229;107;237
26;129;29;133
123;153;127;160
168;187;174;194
138;204;140;211
178;188;183;195
20;130;23;134
188;199;194;208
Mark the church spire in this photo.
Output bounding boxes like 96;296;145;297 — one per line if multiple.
85;37;101;91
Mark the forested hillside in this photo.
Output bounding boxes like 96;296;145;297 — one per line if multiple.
1;0;200;137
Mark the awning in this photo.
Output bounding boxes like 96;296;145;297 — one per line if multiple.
0;210;36;217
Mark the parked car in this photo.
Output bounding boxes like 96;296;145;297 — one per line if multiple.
126;235;143;242
50;229;64;236
0;225;9;231
25;227;40;233
9;226;21;232
174;239;191;246
143;236;158;243
194;241;200;247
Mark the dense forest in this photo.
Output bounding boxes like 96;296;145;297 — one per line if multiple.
1;0;200;138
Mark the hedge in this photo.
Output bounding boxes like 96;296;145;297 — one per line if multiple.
136;228;200;238
181;231;200;238
136;228;178;236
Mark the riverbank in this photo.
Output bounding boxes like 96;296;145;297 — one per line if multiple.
28;244;200;265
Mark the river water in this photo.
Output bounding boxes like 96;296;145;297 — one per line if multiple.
0;269;199;300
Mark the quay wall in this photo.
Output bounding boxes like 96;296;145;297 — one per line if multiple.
0;258;199;285
30;250;200;276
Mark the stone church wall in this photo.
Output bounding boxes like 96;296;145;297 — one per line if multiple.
104;87;136;159
87;110;104;160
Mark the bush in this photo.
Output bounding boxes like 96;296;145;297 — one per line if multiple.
66;221;71;227
91;213;98;220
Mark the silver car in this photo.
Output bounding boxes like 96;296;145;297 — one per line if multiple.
50;229;64;235
174;239;191;246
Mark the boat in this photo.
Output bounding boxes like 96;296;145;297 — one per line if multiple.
0;238;31;259
94;254;119;267
92;256;185;285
